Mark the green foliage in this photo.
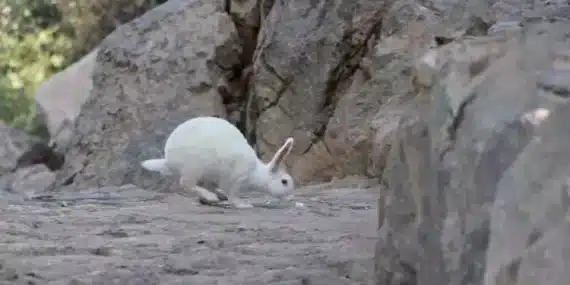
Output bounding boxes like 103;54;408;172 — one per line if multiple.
56;0;168;61
0;0;73;132
0;0;166;134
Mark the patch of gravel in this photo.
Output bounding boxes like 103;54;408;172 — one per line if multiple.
0;184;378;285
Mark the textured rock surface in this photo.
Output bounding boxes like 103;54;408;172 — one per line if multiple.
44;0;570;190
251;0;387;184
55;0;241;191
34;48;99;152
296;34;421;183
54;0;437;190
376;18;570;285
0;184;377;285
0;123;43;175
0;164;55;197
249;0;490;184
52;0;494;190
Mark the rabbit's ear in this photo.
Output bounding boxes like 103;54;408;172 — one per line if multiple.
268;137;294;173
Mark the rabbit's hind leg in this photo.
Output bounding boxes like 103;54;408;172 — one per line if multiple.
197;180;228;202
179;168;219;204
194;186;221;203
211;188;228;201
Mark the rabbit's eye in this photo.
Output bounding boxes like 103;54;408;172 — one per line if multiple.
281;179;288;186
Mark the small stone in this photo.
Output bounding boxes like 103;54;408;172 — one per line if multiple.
348;204;370;210
90;246;114;256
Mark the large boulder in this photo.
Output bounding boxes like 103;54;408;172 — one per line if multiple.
249;0;494;185
250;0;388;184
291;35;419;184
34;47;99;152
375;18;570;285
55;0;242;191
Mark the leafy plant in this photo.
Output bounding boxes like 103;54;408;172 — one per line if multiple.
0;0;166;133
56;0;168;61
0;0;72;132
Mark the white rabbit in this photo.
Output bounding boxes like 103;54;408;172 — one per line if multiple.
140;116;295;209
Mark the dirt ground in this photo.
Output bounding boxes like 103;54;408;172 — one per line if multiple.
0;183;378;285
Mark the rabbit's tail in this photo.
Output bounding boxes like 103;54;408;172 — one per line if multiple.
141;158;173;175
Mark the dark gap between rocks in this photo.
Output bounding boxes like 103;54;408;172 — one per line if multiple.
16;142;65;171
224;0;272;147
304;15;384;155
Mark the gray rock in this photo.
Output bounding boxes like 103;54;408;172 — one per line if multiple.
248;0;494;185
1;164;55;197
377;20;570;285
55;0;242;192
251;0;388;184
0;123;37;175
0;123;60;176
34;48;99;153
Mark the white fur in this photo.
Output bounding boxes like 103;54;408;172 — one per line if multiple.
141;116;295;209
140;159;173;175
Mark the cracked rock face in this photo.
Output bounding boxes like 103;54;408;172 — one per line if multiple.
251;0;387;184
42;0;570;191
52;0;424;190
376;20;570;285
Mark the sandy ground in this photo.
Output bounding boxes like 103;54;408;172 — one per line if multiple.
0;183;378;285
